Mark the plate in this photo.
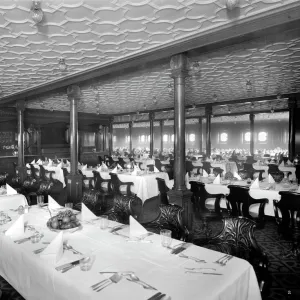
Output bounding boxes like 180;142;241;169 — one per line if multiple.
46;221;82;233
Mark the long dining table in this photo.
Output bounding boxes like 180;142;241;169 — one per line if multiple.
0;204;262;300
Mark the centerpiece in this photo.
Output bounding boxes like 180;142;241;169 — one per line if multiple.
47;210;82;233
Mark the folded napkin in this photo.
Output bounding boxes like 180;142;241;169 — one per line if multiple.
250;178;260;189
213;174;221;184
101;162;108;171
37;159;42;165
66;160;70;165
268;174;275;184
117;164;123;170
31;159;35;164
40;231;64;264
111;167;118;174
81;164;87;171
57;162;63;168
96;167;102;173
202;170;209;177
5;215;24;237
81;203;96;221
131;169;138;176
78;162;81;166
48;160;53;167
6;184;18;195
129;216;148;237
135;164;141;171
297;186;300;193
57;159;61;163
48;196;62;209
154;166;160;173
287;159;292;165
280;161;285;167
26;163;31;168
234;172;242;180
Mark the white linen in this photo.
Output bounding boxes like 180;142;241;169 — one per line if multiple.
48;196;62;210
234;172;242;180
213;175;220;184
129;216;148;237
81;164;87;171
31;159;35;164
37;159;43;165
26;163;31;168
297;186;300;193
202;170;209;177
42;165;66;188
154;166;160;173
131;169;138;176
111;167;118;173
280;161;284;167
250;178;260;189
117;164;123;170
81;203;96;221
0;206;261;300
268;174;275;184
5;215;24;238
6;184;18;195
40;231;64;265
101;162;108;172
0;194;28;210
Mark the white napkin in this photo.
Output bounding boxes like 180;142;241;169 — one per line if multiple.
78;162;81;166
40;231;64;264
26;163;31;168
31;159;35;164
81;203;96;221
250;178;260;189
67;160;70;165
57;159;61;163
96;167;102;173
48;196;62;209
280;161;285;167
135;164;141;171
202;170;209;177
287;159;292;165
37;159;42;165
268;174;275;184
129;216;148;237
131;169;138;176
5;215;24;238
81;164;87;171
6;184;18;195
101;162;108;171
48;159;53;167
57;162;63;168
154;166;160;173
213;174;220;184
111;167;118;173
117;164;123;170
234;172;242;180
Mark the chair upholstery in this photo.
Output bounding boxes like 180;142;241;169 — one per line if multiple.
226;185;268;228
110;173;134;196
200;217;270;297
156;177;169;205
274;191;300;259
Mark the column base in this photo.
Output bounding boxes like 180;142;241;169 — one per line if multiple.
66;174;83;205
167;189;193;231
16;166;27;183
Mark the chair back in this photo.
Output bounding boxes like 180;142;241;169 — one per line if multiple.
202;162;212;175
93;170;111;193
213;167;224;177
227;185;250;217
156;178;169;205
154;159;162;171
268;164;280;174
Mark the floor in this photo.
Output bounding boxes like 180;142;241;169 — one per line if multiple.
1;211;300;300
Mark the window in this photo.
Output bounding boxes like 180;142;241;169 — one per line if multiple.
189;134;195;142
163;134;168;142
140;135;145;142
258;131;267;142
171;134;174;142
148;135;150;142
113;136;116;142
82;132;95;147
244;132;251;142
125;136;130;142
220;132;228;142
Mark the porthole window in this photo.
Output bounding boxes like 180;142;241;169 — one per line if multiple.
140;135;145;142
244;132;251;142
163;134;168;142
189;134;195;142
171;134;174;142
220;132;228;142
258;131;267;142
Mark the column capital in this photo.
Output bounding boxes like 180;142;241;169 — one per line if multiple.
149;112;155;121
109;116;114;124
67;85;81;101
205;105;212;116
170;53;189;79
160;119;164;126
249;113;255;120
129;121;133;128
288;98;297;109
198;117;203;122
16;100;25;112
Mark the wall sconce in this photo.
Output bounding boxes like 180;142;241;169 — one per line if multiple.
226;0;239;10
167;83;172;94
59;58;67;71
31;1;44;24
246;80;252;92
251;103;254;109
228;107;231;114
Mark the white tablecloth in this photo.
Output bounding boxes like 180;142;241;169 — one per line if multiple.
0;206;261;300
34;164;66;188
192;161;238;174
0;194;28;210
252;164;296;180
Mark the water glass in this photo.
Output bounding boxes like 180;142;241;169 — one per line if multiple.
65;203;73;209
37;195;44;207
160;229;172;248
80;255;95;271
100;216;109;230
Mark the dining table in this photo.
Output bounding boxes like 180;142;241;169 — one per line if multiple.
0;205;262;300
252;163;296;181
0;194;28;210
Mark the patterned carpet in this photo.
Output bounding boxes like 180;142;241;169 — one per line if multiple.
1;214;300;300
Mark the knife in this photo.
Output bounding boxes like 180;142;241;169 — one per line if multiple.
55;259;82;272
171;246;186;255
185;271;223;275
110;224;126;233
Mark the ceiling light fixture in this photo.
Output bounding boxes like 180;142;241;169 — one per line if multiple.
59;58;67;71
31;1;44;24
251;102;254;109
213;94;218;101
277;93;282;99
226;0;239;10
153;96;157;104
167;83;172;93
246;80;252;92
228;107;231;114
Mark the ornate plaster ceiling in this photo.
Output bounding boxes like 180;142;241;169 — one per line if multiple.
0;0;300;116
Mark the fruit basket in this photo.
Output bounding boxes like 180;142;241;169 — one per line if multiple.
46;210;82;233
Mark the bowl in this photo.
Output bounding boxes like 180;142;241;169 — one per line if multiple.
46;221;82;233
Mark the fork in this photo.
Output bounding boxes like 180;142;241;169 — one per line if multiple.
214;254;230;264
179;253;206;263
219;255;233;266
91;273;122;292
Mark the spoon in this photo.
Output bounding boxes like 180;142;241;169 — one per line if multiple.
64;243;82;255
124;273;157;290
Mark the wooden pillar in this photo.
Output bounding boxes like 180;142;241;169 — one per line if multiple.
167;53;193;232
129;122;133;152
205;106;212;157
16;100;27;182
160;120;164;154
288;98;297;160
149;112;154;156
199;117;203;153
66;85;83;204
249;113;255;156
36;125;42;156
109;117;113;155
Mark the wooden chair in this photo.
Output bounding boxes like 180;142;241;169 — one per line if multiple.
213;167;224;177
0;172;8;187
274;191;300;259
243;163;264;181
226;185;268;228
156;178;169;205
200;217;270;297
202;162;212;175
109;173;134;196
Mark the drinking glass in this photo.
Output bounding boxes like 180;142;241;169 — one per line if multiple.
160;229;172;248
80;254;95;271
65;203;73;209
100;216;109;230
37;195;44;207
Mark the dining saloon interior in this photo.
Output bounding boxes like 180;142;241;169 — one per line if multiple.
1;1;300;300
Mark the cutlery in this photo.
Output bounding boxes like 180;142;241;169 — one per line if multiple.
171;246;186;255
61;257;90;273
14;234;43;244
33;247;46;254
185;267;216;271
91;273;122;292
214;254;230;264
219;255;233;266
148;292;162;300
63;243;82;255
125;273;157;290
109;224;126;233
178;253;206;263
56;258;83;272
156;294;167;300
185;271;223;275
